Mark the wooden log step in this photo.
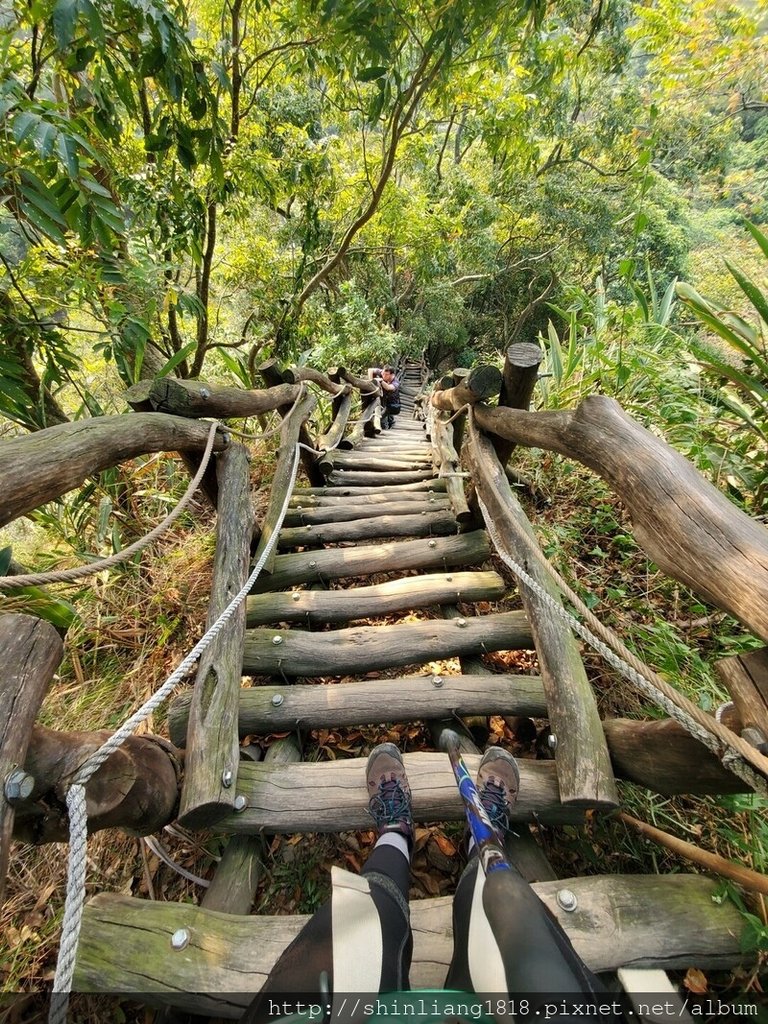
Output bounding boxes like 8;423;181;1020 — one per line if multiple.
220;753;574;833
242;610;532;676
294;478;447;495
318;453;433;477
327;469;435;485
356;443;430;453
277;510;458;549
289;491;444;509
250;529;490;592
169;673;547;745
245;570;506;626
76;875;743;1018
284;499;451;526
328;452;433;468
75;875;742;1016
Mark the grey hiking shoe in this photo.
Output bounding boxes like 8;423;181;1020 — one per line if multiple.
366;743;413;844
477;747;521;840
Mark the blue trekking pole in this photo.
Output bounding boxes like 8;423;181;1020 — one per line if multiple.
445;742;512;876
446;743;612;1004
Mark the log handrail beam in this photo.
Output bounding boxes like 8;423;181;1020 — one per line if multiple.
432;380;768;644
0;414;229;529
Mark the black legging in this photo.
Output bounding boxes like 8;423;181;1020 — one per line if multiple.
244;846;613;1024
243;845;412;1024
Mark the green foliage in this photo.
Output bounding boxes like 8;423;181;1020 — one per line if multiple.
676;221;768;509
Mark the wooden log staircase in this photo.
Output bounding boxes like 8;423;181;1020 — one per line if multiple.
67;360;747;1014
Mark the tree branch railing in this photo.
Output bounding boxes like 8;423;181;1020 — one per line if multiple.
429;350;768;789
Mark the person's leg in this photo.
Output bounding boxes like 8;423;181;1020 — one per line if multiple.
242;745;413;1023
445;750;612;1022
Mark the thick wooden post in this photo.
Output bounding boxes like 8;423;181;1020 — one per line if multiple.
178;444;253;828
493;342;543;466
0;614;63;900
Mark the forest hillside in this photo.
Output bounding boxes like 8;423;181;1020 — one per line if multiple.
1;0;768;1004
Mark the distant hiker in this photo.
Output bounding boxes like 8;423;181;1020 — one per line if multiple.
368;365;401;429
244;744;616;1024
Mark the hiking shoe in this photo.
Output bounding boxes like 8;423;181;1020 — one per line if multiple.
477;747;521;840
366;743;413;844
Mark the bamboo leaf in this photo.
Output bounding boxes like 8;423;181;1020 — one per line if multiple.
724;259;768;330
156;341;196;378
744;220;768;261
52;0;78;50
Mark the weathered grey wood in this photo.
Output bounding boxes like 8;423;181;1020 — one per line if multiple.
277;510;458;549
493;342;544;466
330;365;379;394
368;394;382;436
258;360;322;486
201;836;264;915
327;469;435;486
0;614;63;900
505;829;559;883
357;441;429;452
242;611;532;677
284;498;451;527
282;366;346;396
603;718;751;794
179;450;220;509
465;417;618;810
293;477;447;496
432;412;472;525
202;734;302;914
330;451;433;468
258;358;288;391
263;734;302;765
250;529;490;592
319;452;433;476
289;491;442;508
316;391;352;451
14;727;179;844
715;648;768;748
0;414;229;529
252;391;317;576
440;390;768;645
74;875;744;1015
141;378;302;419
245;570;506;626
430;365;503;412
223;753;576;832
168;673;547;745
179;445;253;828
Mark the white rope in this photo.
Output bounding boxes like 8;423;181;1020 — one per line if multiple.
477;495;768;797
0;421;222;589
49;441;305;1023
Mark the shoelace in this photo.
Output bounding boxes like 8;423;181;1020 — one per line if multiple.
479;778;509;833
368;777;410;828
